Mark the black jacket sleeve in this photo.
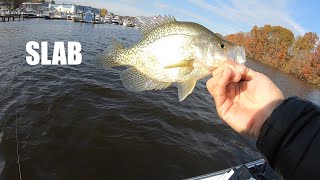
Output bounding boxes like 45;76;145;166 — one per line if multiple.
256;97;320;180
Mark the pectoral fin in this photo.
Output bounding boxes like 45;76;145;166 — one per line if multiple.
120;67;171;92
177;79;197;101
164;59;194;69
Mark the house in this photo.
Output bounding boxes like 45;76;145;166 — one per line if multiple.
21;2;43;11
49;4;76;14
76;6;100;15
48;3;100;15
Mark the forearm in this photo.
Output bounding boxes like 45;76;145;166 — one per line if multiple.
256;97;320;179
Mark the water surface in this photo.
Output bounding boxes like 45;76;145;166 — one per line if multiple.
0;19;319;180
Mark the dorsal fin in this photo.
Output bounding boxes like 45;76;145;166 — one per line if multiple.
136;15;176;34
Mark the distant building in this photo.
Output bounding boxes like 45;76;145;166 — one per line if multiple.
49;4;76;14
48;4;100;15
22;2;43;11
76;5;100;14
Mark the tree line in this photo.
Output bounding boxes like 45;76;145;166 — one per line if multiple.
224;25;320;87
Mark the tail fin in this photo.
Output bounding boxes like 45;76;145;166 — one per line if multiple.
95;38;126;68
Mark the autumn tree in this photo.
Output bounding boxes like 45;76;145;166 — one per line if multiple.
292;32;319;58
225;25;319;87
100;8;108;17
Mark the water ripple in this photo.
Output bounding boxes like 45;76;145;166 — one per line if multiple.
0;19;318;179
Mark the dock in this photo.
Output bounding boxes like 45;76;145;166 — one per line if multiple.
0;14;30;22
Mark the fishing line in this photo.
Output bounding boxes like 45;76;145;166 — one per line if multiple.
0;63;23;179
0;58;21;133
15;110;22;180
0;59;24;179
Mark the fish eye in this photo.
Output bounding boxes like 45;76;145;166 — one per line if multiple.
219;43;225;49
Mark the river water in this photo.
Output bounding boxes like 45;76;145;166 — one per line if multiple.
0;19;319;180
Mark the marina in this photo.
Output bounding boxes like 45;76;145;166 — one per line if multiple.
0;14;29;21
0;1;136;26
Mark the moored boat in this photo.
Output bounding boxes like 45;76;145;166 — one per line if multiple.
23;8;37;17
122;17;133;27
81;11;94;23
105;14;111;24
71;15;82;22
111;15;120;24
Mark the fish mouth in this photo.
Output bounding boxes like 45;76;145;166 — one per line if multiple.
227;46;246;64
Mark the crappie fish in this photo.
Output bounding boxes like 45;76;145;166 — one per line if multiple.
96;15;246;101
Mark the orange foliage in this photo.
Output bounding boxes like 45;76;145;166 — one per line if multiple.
225;25;320;87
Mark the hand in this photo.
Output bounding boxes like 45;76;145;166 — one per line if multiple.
206;61;284;138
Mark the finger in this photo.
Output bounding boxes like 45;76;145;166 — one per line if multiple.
206;67;227;97
211;67;233;107
215;61;256;82
241;68;257;81
207;62;243;98
211;63;226;78
231;70;243;83
219;82;236;116
206;70;224;97
211;64;244;84
223;60;247;73
207;61;247;102
226;82;236;97
211;60;246;78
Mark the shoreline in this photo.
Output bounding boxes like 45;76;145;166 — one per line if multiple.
249;57;320;89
